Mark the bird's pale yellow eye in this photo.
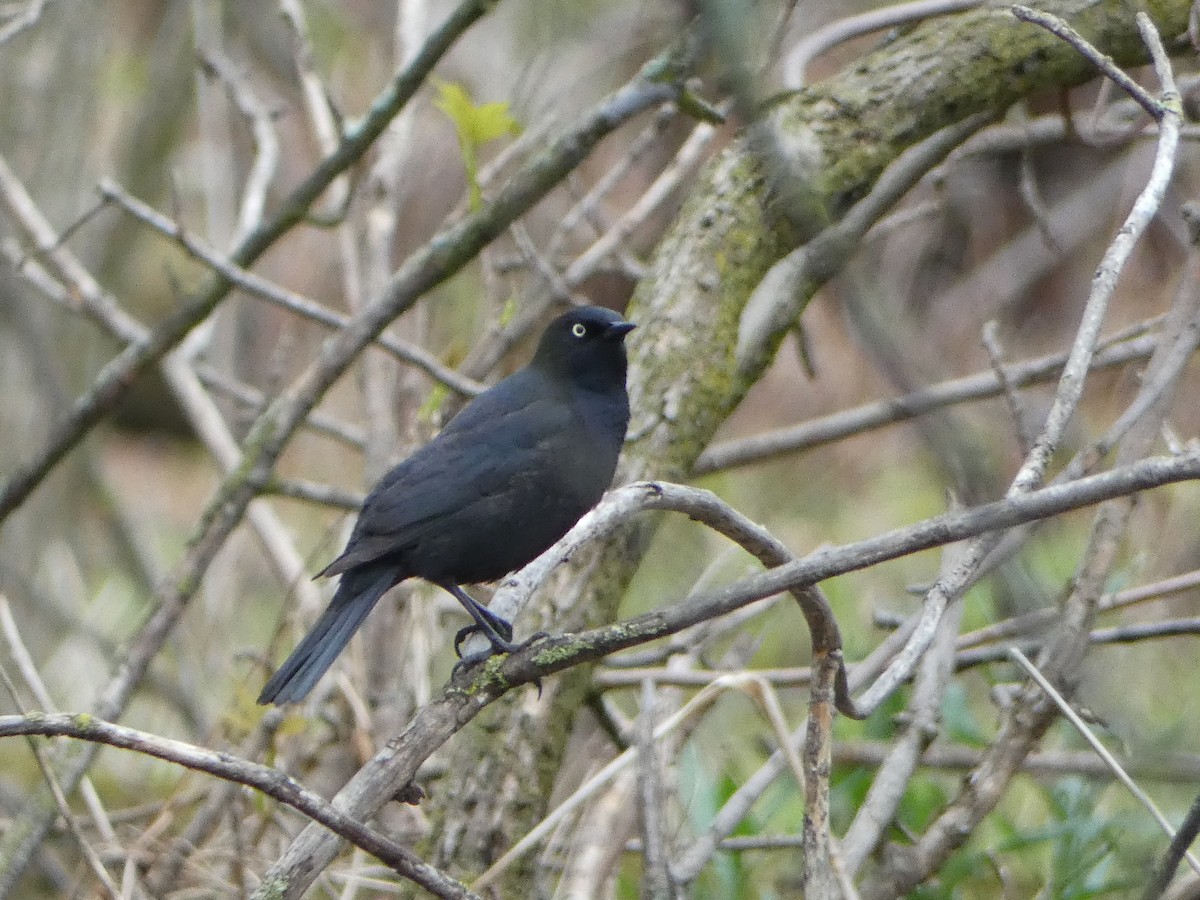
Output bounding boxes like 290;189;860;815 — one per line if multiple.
571;323;587;338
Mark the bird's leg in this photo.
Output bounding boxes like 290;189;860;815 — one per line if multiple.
440;583;520;659
441;584;551;680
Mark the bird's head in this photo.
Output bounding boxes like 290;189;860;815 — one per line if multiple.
531;305;636;389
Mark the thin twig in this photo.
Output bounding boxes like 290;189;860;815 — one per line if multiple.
0;0;49;46
260;452;1200;896
980;320;1033;455
1007;70;1177;495
0;712;481;899
836;741;1200;783
548;103;678;261
0;153;144;344
862;23;1184;895
955;567;1200;650
98;179;486;398
698;330;1156;474
0;600;121;899
1145;793;1200;899
1009;648;1200;876
784;0;985;86
194;362;370;448
197;48;280;245
278;0;351;220
851;0;1183;748
1011;6;1163;119
636;679;672;898
563;106;719;284
735;111;995;376
841;544;967;874
1018;127;1066;256
264;477;363;512
0;0;498;525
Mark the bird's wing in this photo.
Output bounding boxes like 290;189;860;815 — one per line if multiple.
319;372;569;575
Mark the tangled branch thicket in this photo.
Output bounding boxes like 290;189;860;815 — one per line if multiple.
1;1;1199;898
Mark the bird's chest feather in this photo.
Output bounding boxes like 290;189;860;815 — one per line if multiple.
550;388;627;496
440;391;624;582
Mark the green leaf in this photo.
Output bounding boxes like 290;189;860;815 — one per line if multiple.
465;99;521;145
432;80;475;134
433;79;522;210
418;382;450;424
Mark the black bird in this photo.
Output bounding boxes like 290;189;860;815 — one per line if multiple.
258;305;635;704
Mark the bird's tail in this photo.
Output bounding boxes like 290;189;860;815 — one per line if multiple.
257;566;396;705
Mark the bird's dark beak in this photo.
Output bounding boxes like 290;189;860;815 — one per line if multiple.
604;321;636;340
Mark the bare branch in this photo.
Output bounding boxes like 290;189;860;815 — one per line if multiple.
97;179;486;399
278;0;351;220
980;320;1034;454
834;741;1200;783
862;23;1185;893
0;0;49;46
260;449;1200;895
1009;647;1200;874
783;0;986;86
1146;794;1200;899
195;48;281;244
698;330;1157;474
0;153;144;344
1011;6;1164;119
841;545;967;874
0;598;121;898
0;0;498;524
0;712;480;899
636;679;672;899
735;112;995;378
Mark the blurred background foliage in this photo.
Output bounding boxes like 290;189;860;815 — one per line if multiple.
0;0;1198;897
